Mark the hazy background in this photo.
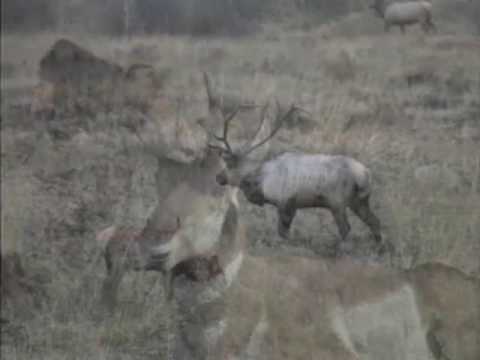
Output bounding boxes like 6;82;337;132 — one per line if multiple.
2;1;480;359
2;0;479;36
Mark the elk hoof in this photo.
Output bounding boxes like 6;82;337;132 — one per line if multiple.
375;239;394;257
332;243;343;258
376;243;387;256
278;230;289;240
335;239;355;257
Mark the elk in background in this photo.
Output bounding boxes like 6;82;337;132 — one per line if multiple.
370;0;437;34
203;72;383;254
151;156;480;360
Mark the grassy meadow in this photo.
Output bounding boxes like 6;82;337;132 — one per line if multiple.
1;5;480;359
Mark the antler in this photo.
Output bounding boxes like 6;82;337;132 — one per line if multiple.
203;71;255;155
208;106;243;154
203;72;307;157
203;72;217;111
239;101;270;153
240;101;303;157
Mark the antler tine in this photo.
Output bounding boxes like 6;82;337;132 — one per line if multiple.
240;101;270;153
207;105;242;154
203;71;216;110
242;102;298;156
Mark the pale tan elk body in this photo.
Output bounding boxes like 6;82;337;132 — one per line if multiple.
96;148;230;309
370;0;436;33
156;174;480;360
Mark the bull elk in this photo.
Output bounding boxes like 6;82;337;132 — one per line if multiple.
151;164;480;360
96;147;231;310
370;0;437;34
203;73;383;254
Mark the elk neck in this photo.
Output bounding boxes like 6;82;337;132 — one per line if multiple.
216;188;246;286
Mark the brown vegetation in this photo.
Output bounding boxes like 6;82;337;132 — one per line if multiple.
1;4;480;358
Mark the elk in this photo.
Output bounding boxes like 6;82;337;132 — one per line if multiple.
95;71;257;311
370;0;437;34
96;146;232;310
151;165;480;360
203;73;383;253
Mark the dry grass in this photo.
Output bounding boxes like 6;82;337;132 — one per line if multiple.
2;12;480;359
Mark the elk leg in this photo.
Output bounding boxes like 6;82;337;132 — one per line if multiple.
422;12;436;34
350;196;382;244
421;21;430;34
163;270;174;302
277;201;296;239
331;207;351;241
400;25;406;34
425;318;449;360
100;265;125;312
104;250;113;274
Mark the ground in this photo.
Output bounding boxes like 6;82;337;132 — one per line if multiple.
1;9;480;359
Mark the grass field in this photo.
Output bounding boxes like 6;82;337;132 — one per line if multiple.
2;6;480;359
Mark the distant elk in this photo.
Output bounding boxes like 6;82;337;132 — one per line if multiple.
37;38;161;114
203;73;383;253
370;0;437;34
149;153;480;360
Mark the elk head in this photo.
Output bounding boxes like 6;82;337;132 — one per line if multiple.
205;99;301;205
